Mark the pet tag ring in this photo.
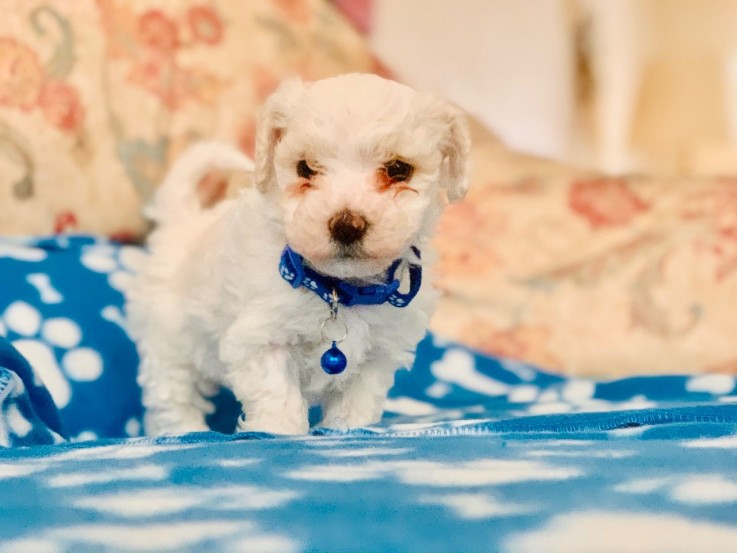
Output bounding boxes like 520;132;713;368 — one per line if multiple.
320;289;348;375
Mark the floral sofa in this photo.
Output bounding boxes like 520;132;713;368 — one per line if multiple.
2;0;736;379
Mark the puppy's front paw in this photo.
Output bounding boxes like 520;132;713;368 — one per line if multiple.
144;409;210;436
318;413;380;432
319;391;385;431
236;415;308;435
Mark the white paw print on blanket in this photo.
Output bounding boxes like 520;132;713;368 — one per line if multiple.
0;243;145;410
3;300;102;409
80;243;146;294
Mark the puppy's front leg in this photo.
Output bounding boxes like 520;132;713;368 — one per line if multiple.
225;346;309;435
319;357;399;430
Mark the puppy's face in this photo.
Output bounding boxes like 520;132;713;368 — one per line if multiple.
254;74;470;279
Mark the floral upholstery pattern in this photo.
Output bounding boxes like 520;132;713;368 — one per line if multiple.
433;143;737;376
0;0;375;236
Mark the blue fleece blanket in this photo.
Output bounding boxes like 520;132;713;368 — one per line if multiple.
1;236;737;552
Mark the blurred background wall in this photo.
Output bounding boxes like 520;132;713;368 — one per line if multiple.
337;0;737;177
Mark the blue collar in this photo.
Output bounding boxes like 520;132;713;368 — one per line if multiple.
279;246;422;308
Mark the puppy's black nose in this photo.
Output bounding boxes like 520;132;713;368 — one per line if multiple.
328;209;369;246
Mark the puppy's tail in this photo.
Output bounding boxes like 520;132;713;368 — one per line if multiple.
146;141;255;224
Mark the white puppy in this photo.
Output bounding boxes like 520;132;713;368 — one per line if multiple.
127;73;470;435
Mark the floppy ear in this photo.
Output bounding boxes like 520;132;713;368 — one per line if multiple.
253;78;305;193
439;103;471;203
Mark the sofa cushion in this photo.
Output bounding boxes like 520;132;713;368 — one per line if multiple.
432;147;737;377
0;0;375;236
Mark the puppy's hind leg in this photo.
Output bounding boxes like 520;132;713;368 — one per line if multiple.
138;351;214;436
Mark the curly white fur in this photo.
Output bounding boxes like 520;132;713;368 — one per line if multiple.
127;74;471;435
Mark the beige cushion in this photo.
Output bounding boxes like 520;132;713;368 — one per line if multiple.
432;137;737;376
0;0;374;236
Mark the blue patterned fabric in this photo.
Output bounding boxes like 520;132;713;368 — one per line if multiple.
1;235;737;551
0;236;143;441
0;337;63;447
0;379;736;552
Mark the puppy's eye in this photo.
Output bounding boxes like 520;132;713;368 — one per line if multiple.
297;159;317;179
384;159;414;182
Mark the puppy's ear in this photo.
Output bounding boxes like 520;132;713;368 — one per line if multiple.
254;78;305;192
438;102;471;203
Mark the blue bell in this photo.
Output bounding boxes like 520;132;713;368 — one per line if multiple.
321;342;347;374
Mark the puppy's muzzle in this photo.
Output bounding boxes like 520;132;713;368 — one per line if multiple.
328;209;369;246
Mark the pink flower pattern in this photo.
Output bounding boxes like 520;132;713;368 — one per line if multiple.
0;38;44;110
97;3;227;110
0;37;84;132
137;10;180;54
38;81;84;132
187;6;224;45
569;178;649;228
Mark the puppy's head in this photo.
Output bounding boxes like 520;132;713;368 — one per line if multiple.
254;73;470;279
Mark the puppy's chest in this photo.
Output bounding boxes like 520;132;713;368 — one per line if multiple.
285;293;415;360
289;303;406;397
289;301;385;352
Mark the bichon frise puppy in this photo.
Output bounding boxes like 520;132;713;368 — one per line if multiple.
127;73;470;435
